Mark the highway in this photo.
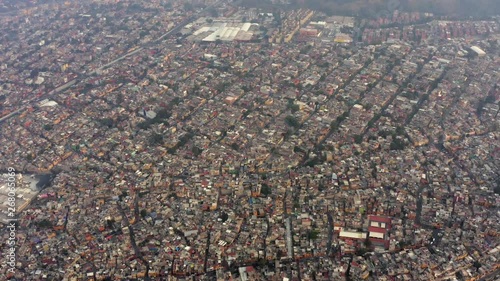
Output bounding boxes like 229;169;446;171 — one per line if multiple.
92;47;144;75
0;108;23;123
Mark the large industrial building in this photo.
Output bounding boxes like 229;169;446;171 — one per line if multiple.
470;45;486;56
188;22;258;42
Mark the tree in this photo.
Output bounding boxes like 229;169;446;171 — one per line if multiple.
139;30;150;38
390;138;406;150
261;183;272;196
378;130;391;138
230;143;239;151
285;115;300;128
395;126;405;136
319;61;329;68
192;146;203;157
137;121;151;130
354;134;363;144
215;82;230;92
140;209;148;218
155;108;171;119
293;146;304;153
473;261;482;271
149;133;164;145
98;118;114;128
116;93;124;104
290;103;300;113
300;45;312;54
43;124;53;130
308;229;320;240
37;219;53;228
367;119;375;128
178;132;194;146
171;97;182;105
485;94;495;104
337;112;349;123
494;175;500;195
305;157;320;167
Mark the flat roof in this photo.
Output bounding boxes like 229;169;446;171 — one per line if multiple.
339;231;367;239
199;22;256;42
471;46;486;55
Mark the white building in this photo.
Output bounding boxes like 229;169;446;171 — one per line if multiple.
470;46;486;56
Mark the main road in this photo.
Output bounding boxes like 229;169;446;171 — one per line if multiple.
477;268;500;281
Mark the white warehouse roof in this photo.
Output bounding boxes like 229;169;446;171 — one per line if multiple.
470;46;486;56
339;231;367;239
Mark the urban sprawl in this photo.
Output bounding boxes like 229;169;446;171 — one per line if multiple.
0;0;499;280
